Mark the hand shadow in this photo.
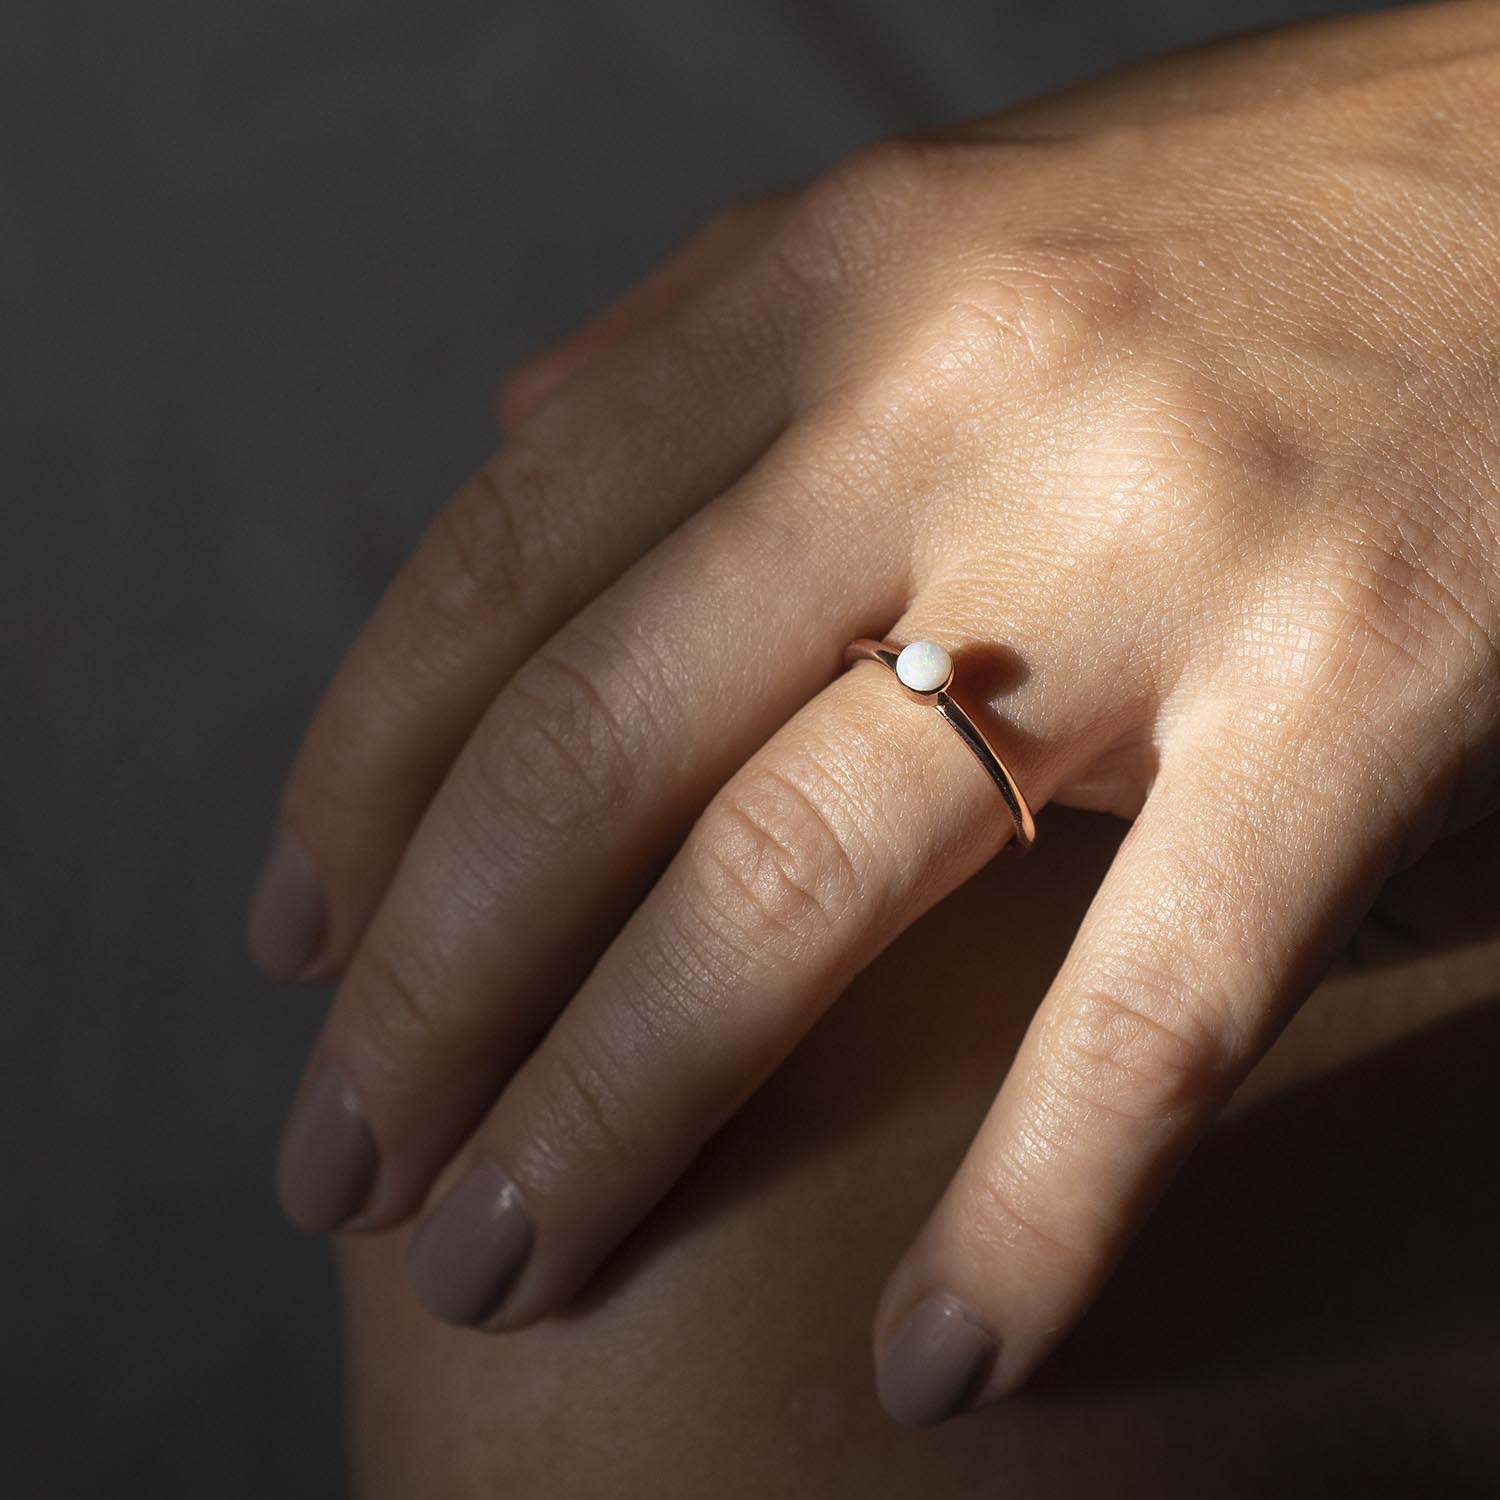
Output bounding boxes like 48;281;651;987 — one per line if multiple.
1037;990;1500;1390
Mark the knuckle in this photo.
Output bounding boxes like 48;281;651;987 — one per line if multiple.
680;473;823;586
647;903;740;1023
1028;362;1307;571
860;227;1181;450
1225;511;1500;860
345;929;448;1092
688;191;807;357
690;762;863;969
470;630;657;843
1039;971;1232;1129
967;225;1168;374
769;136;945;294
1109;367;1308;535
970;1150;1097;1267
406;453;544;646
1290;524;1487;705
529;1023;658;1175
1220;517;1490;813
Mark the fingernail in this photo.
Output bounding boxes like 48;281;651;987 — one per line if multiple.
275;1063;377;1232
405;1162;533;1327
876;1293;999;1427
246;828;326;980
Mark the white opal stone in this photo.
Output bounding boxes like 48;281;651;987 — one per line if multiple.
895;640;951;693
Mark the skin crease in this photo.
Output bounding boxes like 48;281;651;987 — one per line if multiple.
257;0;1500;1429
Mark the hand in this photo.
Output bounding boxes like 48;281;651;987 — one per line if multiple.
250;1;1500;1426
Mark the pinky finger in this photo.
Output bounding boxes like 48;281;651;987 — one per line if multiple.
872;696;1417;1426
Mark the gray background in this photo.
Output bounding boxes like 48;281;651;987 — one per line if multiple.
3;1;1396;1495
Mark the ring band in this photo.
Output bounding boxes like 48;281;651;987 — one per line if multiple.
843;637;1036;853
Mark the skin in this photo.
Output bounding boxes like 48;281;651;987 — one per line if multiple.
336;807;1500;1494
252;0;1500;1425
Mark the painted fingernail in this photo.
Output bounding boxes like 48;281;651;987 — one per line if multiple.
876;1293;999;1427
275;1063;377;1232
405;1162;533;1327
246;827;326;980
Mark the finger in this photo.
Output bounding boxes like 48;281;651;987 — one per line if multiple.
271;403;923;1234
245;201;802;984
498;187;800;434
870;697;1411;1426
394;599;1086;1331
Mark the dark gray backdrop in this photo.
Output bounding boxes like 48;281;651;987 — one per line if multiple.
3;1;1392;1494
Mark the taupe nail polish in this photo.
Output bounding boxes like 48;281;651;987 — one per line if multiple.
246;827;326;980
275;1063;377;1232
876;1293;999;1427
406;1162;533;1327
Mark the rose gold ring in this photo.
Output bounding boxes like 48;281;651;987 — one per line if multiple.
843;637;1036;854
